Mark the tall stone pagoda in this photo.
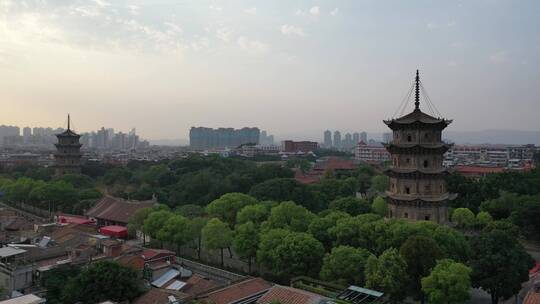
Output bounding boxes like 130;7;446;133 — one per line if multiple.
54;114;82;175
383;70;455;223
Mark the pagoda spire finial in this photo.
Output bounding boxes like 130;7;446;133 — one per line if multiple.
67;114;71;131
414;69;420;111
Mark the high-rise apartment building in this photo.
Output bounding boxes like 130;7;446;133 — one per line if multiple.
190;127;260;150
323;130;332;148
333;131;342;149
353;132;360;144
360;132;368;143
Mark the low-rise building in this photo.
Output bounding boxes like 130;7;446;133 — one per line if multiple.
85;196;156;227
282;141;319;153
355;141;390;163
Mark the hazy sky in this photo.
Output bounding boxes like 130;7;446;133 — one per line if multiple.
1;0;539;140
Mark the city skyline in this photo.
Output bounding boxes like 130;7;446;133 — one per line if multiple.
0;1;539;140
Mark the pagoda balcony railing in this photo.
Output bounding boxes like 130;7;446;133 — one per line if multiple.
386;140;453;147
387;166;447;174
385;191;454;201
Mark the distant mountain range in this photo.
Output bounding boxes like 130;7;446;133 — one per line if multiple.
444;130;540;145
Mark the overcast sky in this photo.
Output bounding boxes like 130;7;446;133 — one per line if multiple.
0;0;539;140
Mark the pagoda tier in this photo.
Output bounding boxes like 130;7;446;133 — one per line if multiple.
385;167;449;179
384;143;451;154
385;192;457;206
384;191;456;204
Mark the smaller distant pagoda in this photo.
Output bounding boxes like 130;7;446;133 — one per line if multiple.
54;114;82;175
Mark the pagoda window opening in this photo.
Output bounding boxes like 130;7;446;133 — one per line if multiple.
407;135;412;142
404;212;409;218
405;187;410;194
391;183;395;190
406;158;411;165
440;185;443;193
424;215;430;221
423;160;429;168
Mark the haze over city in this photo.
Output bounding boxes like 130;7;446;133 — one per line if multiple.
1;0;539;141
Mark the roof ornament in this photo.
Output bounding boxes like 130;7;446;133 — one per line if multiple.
67;114;71;131
414;69;420;111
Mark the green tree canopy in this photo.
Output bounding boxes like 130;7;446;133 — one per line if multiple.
475;211;493;228
328;197;371;216
258;230;324;279
320;245;371;286
157;214;192;253
308;211;350;249
451;208;475;229
236;203;270;226
371;196;388;217
365;248;408;303
400;235;443;303
469;229;534;304
143;209;173;239
233;221;259;272
206;193;258;227
202;218;233;266
61;261;140;304
421;259;472;304
368;175;389;196
262;201;315;232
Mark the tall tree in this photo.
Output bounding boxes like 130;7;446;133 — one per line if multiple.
157;214;192;255
233;221;259;272
469;229;534;304
421;259;472;304
202;218;233;267
188;217;208;260
142;210;173;245
320;245;371;286
127;207;153;245
365;248;408;303
400;235;443;303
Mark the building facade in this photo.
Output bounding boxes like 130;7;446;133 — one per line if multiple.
282;140;319;153
189;127;260;150
355;142;391;163
54;115;82;175
383;71;455;223
323;130;332;148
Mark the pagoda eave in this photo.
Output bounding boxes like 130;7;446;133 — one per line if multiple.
384;143;451;154
385;168;449;178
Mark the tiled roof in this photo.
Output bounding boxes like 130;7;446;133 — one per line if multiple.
524;290;540;304
203;278;273;304
257;285;326;304
51;223;98;244
181;274;219;296
385;109;448;125
115;255;145;270
132;288;176;304
141;249;175;261
86;196;154;224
